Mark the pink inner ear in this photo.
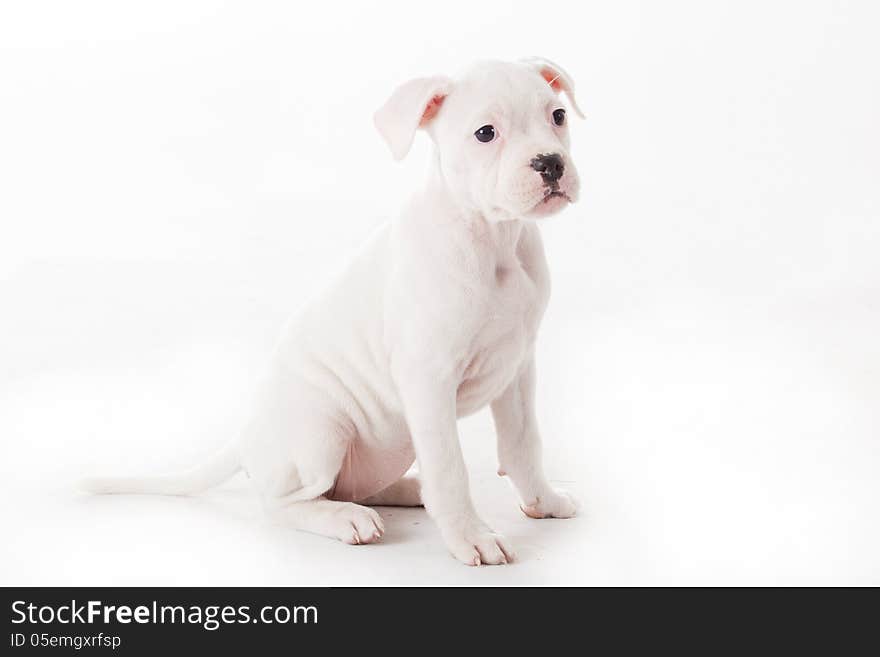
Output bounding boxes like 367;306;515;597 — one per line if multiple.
540;69;564;92
419;95;445;126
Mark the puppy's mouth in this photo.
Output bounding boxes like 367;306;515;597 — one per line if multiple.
542;190;570;203
525;189;574;219
525;189;572;218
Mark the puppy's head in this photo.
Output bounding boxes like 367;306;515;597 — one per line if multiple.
375;58;583;222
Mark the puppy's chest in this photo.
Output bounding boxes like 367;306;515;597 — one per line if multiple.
455;262;545;414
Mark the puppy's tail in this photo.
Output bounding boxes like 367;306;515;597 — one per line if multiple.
78;443;241;496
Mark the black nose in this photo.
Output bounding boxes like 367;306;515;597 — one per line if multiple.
530;153;565;183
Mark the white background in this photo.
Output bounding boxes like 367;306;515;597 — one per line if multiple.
1;1;878;585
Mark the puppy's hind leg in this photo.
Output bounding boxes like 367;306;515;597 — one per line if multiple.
245;375;386;545
358;474;422;507
253;431;386;545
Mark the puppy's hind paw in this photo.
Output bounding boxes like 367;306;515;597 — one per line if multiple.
331;503;385;545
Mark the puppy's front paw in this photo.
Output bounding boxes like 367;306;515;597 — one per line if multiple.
441;521;516;566
521;488;579;519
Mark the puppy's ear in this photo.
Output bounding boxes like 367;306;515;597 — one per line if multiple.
522;56;585;119
374;76;452;160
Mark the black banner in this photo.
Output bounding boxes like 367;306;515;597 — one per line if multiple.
2;587;875;653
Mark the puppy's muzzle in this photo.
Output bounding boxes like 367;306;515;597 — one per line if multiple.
530;153;565;185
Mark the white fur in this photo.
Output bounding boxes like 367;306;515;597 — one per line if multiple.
82;58;583;565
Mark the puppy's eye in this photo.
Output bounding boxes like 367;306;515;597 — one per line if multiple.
552;108;566;126
474;125;496;143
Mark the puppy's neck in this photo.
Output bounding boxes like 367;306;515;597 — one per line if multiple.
420;154;526;260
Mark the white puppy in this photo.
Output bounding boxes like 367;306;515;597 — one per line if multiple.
83;57;584;566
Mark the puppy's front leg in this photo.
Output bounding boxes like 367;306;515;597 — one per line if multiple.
399;378;515;566
491;357;579;519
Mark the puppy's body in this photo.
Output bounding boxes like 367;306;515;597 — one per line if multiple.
84;59;583;565
244;185;548;503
